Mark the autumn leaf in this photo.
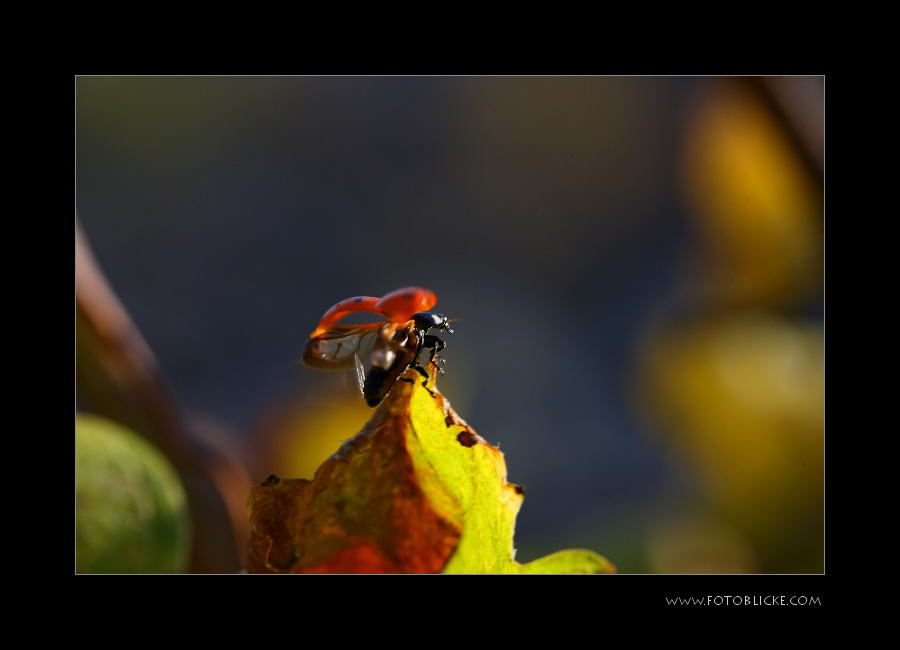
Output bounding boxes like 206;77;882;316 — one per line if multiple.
246;366;614;574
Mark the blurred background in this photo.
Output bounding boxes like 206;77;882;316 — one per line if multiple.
75;76;824;573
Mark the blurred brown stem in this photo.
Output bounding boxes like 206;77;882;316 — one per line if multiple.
76;219;249;573
743;76;824;185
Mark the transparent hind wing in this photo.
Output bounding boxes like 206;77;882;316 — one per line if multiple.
301;323;382;371
354;353;366;394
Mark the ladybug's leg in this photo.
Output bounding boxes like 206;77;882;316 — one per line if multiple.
406;334;445;396
402;346;430;385
423;335;446;355
400;364;434;396
422;335;447;375
402;364;436;397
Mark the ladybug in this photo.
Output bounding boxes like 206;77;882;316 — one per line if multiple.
301;287;457;407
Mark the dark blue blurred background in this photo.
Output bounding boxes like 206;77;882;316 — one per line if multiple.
76;76;823;572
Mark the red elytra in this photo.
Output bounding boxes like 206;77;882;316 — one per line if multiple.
308;287;437;339
301;287;453;407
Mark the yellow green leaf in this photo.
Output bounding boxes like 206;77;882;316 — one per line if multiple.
246;367;614;574
515;549;617;574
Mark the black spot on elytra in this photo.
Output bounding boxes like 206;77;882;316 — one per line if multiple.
262;474;281;486
353;297;363;303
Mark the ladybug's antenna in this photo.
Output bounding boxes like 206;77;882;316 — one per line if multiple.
442;316;461;335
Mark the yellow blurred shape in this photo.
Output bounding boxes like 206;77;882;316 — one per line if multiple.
640;314;823;566
682;80;822;307
260;392;374;481
647;515;759;574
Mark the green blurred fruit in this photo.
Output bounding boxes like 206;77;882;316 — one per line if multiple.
76;414;190;573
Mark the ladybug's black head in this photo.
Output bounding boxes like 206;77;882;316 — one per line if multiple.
412;312;457;334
